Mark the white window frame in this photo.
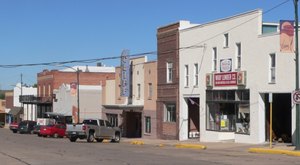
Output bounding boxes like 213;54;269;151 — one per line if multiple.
269;53;276;83
164;103;176;122
194;63;199;87
224;33;229;48
137;83;141;99
212;47;217;71
184;65;189;87
236;43;241;70
167;62;173;83
148;83;153;99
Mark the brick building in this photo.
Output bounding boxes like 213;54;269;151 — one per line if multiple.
21;65;115;121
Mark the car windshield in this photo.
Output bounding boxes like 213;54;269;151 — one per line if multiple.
19;122;27;126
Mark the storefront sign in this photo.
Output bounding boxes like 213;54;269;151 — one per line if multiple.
120;50;130;97
220;59;232;72
214;72;237;86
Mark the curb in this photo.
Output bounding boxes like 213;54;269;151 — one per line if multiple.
130;140;145;145
175;143;207;150
248;148;300;157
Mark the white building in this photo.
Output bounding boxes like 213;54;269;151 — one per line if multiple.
13;83;37;121
179;9;296;144
53;84;102;123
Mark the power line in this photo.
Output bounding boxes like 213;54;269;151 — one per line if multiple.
0;0;290;69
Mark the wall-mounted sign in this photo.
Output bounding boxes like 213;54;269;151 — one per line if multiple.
220;59;232;72
120;50;130;97
214;72;237;86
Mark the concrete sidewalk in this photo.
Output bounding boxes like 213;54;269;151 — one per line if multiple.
122;138;300;157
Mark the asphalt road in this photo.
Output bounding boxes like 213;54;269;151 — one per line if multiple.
0;128;300;165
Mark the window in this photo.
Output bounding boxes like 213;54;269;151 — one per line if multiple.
224;33;229;47
194;63;199;86
236;43;241;70
212;47;217;71
206;90;250;134
145;116;151;133
184;65;189;87
270;53;276;83
106;114;118;127
137;83;141;99
148;83;153;99
164;103;176;122
48;84;51;96
167;62;173;83
43;85;46;97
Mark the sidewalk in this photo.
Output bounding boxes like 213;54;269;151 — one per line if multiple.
121;138;300;157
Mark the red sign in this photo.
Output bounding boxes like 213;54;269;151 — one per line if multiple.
214;72;237;86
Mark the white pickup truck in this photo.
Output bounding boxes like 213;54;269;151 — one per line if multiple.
66;119;121;143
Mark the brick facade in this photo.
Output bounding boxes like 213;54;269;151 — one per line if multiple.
156;22;180;140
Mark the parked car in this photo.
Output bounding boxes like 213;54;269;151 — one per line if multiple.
33;125;42;136
40;124;66;138
66;119;121;143
9;122;19;133
18;120;37;134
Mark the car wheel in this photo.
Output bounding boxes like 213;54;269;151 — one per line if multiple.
112;132;120;143
38;133;42;137
87;133;95;143
96;138;103;142
12;130;17;133
69;137;77;142
53;133;59;138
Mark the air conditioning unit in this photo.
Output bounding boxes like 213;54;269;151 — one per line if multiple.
237;71;246;86
206;73;213;87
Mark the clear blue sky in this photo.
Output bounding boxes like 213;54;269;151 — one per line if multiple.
0;0;295;89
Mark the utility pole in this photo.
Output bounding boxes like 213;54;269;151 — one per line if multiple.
20;74;24;120
77;68;80;123
294;0;300;150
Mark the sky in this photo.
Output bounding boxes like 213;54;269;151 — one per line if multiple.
0;0;295;89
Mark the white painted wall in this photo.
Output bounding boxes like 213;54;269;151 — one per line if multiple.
13;83;37;121
179;9;296;143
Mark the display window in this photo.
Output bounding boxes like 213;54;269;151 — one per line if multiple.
206;89;250;134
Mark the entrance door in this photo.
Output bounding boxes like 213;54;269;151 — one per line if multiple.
265;93;291;143
188;98;200;139
126;112;141;138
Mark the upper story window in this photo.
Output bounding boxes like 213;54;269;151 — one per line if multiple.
269;53;276;83
194;63;199;87
167;62;173;83
148;83;153;99
236;43;242;70
137;83;141;99
212;47;217;71
224;33;229;48
184;65;189;87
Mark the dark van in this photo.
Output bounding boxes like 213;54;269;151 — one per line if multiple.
18;120;37;134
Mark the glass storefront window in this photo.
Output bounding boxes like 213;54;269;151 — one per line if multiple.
206;89;250;134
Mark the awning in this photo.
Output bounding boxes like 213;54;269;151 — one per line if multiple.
0;110;5;114
102;104;144;112
8;107;23;116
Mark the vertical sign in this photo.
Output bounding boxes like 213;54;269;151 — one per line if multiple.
280;20;295;53
120;50;130;97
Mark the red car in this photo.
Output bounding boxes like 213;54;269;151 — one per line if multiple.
40;124;66;138
9;122;19;133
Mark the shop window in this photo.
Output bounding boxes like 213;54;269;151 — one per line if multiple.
145;116;151;133
206;89;250;134
106;114;118;127
164;103;176;122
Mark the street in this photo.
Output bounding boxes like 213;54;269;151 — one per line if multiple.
0;128;300;165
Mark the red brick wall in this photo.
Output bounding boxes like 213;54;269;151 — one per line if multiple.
156;22;180;140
